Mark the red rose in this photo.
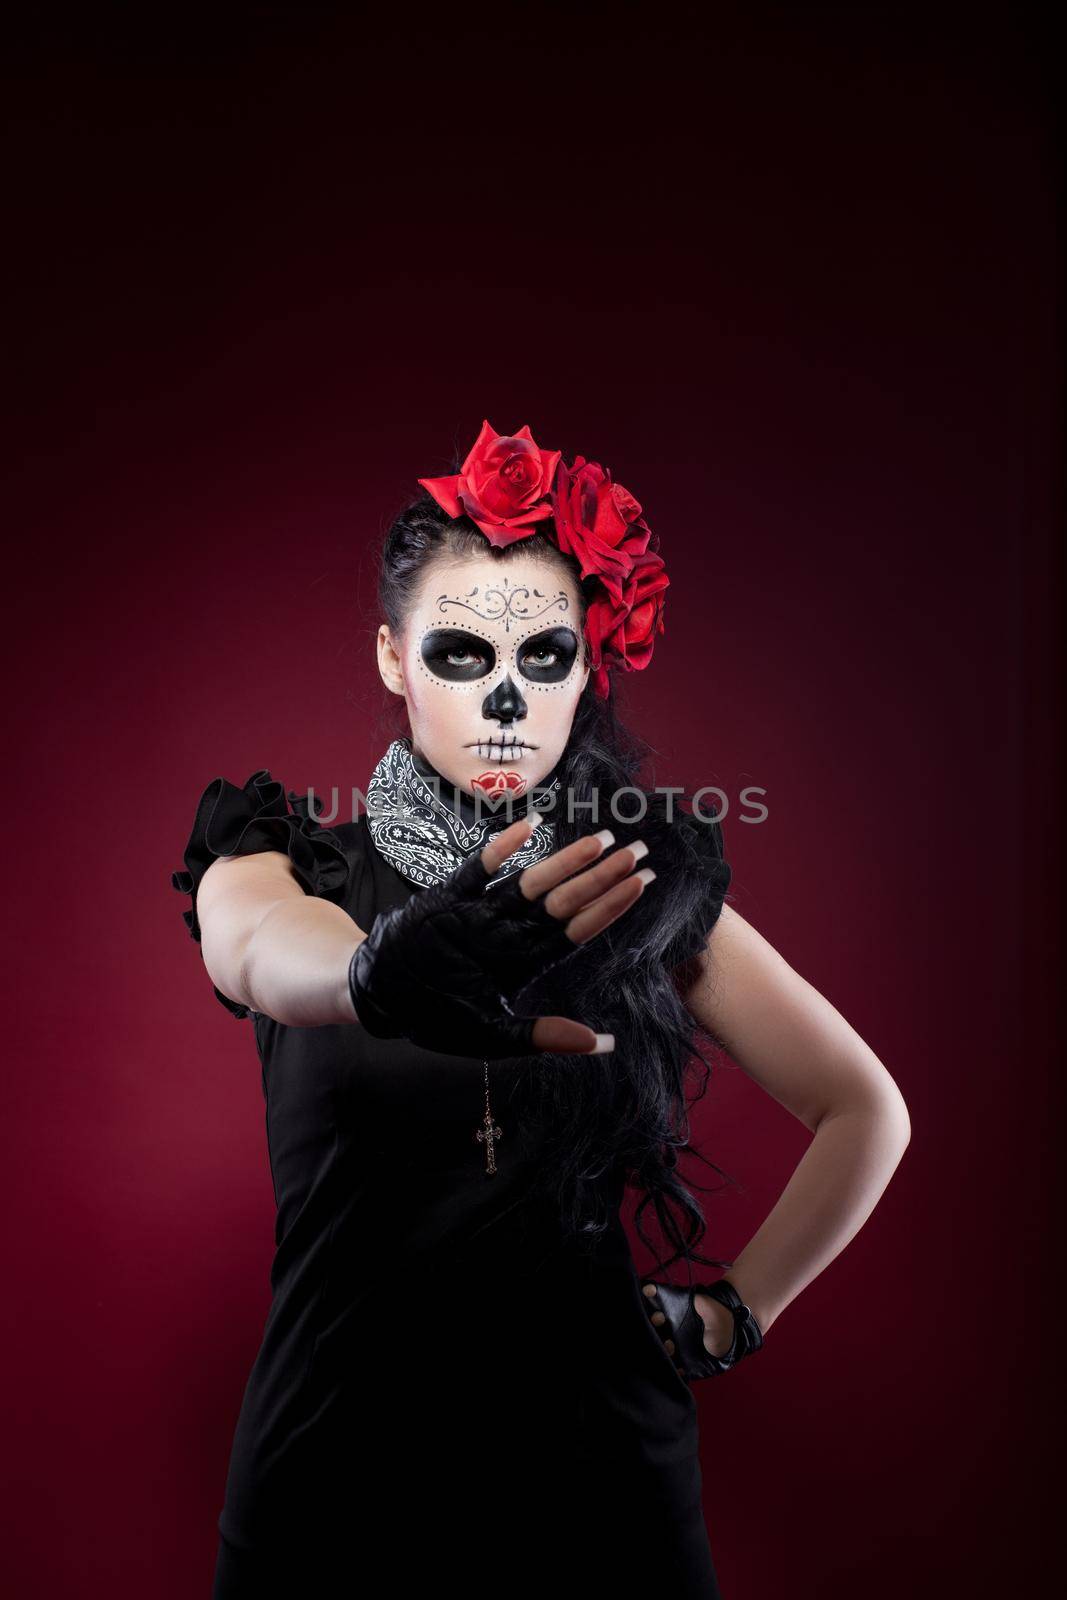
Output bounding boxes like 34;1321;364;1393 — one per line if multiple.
417;426;670;698
551;456;654;607
418;418;561;548
584;550;669;698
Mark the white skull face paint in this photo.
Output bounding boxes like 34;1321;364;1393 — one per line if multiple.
386;553;590;800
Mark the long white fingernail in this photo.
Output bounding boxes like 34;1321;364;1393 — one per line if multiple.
629;839;649;862
593;1032;615;1053
635;867;657;885
593;828;615;849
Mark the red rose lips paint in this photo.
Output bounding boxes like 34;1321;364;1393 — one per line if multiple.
471;768;528;799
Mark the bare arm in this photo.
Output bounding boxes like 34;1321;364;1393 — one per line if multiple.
679;905;911;1344
196;849;366;1027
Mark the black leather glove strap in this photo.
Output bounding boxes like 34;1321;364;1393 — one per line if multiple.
346;847;583;1060
647;1276;765;1380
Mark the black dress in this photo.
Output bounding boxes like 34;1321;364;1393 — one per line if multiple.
172;770;729;1599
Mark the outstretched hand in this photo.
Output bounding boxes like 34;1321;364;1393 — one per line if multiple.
348;814;655;1059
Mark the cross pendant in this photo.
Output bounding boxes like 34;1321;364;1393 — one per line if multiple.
474;1108;504;1176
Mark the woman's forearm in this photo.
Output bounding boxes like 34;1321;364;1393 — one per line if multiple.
721;1093;911;1335
235;897;366;1027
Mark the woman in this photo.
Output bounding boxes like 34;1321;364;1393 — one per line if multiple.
173;419;911;1598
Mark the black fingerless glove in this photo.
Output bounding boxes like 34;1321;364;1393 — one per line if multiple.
347;845;582;1060
647;1278;765;1379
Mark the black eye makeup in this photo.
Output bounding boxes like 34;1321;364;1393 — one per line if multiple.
420;628;496;682
517;626;579;683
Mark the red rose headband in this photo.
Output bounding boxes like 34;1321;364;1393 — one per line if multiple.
417;418;668;701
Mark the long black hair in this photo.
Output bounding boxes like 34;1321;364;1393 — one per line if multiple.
375;481;738;1278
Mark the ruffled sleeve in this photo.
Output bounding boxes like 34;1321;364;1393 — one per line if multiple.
170;769;352;1020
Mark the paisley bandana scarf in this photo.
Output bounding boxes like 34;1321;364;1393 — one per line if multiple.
365;737;562;890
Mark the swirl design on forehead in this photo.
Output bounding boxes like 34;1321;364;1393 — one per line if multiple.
435;577;570;635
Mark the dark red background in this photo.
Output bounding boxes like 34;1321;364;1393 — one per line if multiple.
3;6;1061;1595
